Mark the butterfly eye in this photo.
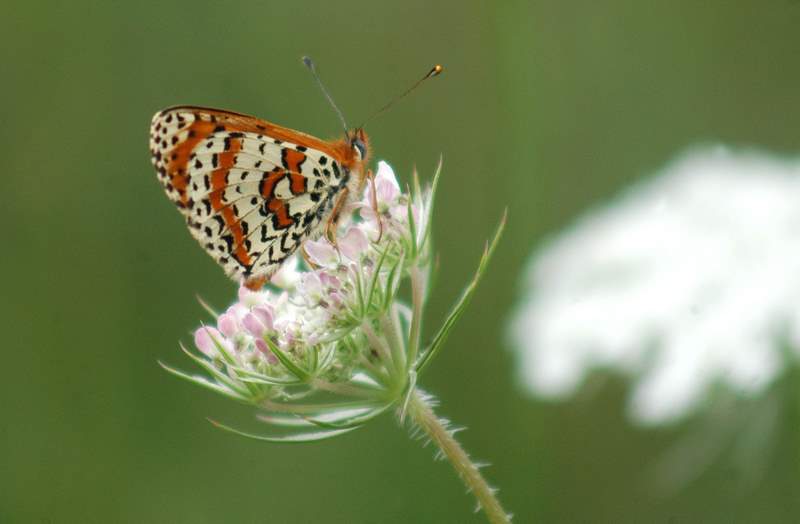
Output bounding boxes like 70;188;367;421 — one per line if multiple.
353;139;366;160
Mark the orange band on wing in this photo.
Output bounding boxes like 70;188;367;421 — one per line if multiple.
205;138;252;267
166;120;217;206
268;199;294;228
281;148;308;195
289;173;306;194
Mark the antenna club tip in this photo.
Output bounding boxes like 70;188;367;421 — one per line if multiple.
302;56;314;68
429;64;443;77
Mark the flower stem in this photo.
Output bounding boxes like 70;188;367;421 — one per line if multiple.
380;312;406;372
362;321;395;374
406;266;425;367
406;388;512;524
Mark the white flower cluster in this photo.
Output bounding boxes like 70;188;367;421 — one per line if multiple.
161;160;479;442
162;151;511;521
510;146;800;425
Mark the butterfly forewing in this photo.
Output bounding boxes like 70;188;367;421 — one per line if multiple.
149;106;356;284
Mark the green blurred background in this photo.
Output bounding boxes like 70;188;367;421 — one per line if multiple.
3;1;800;522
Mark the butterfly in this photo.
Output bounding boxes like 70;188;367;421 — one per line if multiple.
149;58;441;290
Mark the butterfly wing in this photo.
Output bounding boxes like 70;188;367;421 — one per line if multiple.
149;106;353;283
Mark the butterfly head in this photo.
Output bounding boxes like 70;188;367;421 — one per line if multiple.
350;128;370;162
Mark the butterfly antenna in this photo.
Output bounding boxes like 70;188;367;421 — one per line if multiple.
302;56;350;136
359;64;443;129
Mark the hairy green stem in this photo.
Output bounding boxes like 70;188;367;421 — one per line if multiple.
406;389;512;524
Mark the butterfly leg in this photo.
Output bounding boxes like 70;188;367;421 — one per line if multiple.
301;244;321;270
368;169;383;243
325;188;349;247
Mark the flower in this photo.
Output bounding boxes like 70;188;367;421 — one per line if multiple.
510;146;800;425
164;159;505;434
353;161;422;242
172;162;426;407
194;326;229;358
162;158;510;521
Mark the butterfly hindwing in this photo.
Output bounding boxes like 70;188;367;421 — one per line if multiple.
149;106;351;281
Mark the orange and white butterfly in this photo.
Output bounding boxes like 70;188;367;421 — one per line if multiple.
150;58;441;290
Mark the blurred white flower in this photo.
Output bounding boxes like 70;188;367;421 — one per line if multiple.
510;146;800;425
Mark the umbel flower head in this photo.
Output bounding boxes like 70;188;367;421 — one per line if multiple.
162;160;512;523
162;160;505;441
510;146;800;426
